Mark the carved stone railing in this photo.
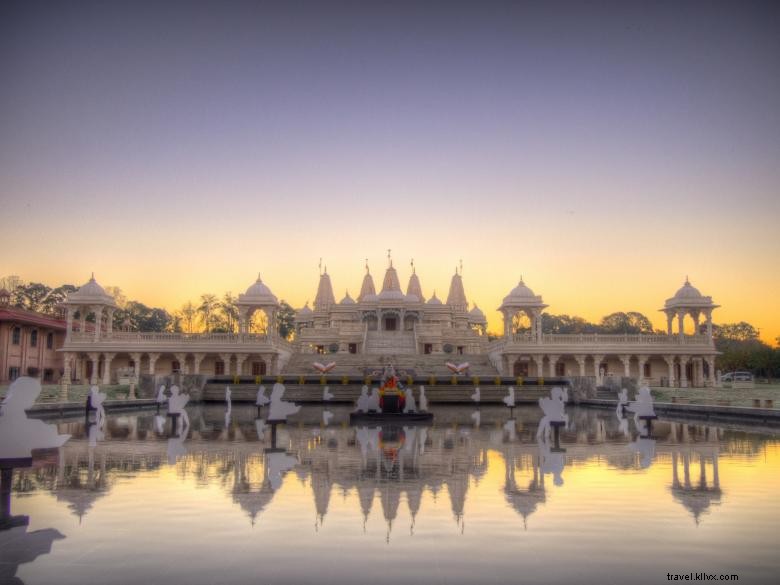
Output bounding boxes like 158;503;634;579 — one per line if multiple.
66;331;273;345
509;333;712;346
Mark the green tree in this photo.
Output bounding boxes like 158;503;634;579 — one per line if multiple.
277;300;296;339
0;275;23;292
599;311;654;334
198;294;218;332
714;322;760;341
220;292;239;333
40;284;77;315
12;282;52;312
180;301;197;333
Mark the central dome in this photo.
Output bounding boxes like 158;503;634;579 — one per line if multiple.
503;279;537;303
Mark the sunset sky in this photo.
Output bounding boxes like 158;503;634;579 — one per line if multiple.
1;1;778;341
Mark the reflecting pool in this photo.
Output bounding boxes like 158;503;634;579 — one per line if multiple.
2;404;779;585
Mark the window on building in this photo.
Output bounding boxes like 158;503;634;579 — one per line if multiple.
171;360;181;373
11;327;21;345
644;363;651;377
424;344;433;355
215;361;225;375
348;343;357;354
8;367;20;380
555;362;566;376
513;361;529;377
457;346;464;355
47;332;54;349
252;361;266;376
315;345;325;355
30;330;38;347
43;369;54;382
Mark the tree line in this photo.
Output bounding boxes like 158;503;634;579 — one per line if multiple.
0;276;296;339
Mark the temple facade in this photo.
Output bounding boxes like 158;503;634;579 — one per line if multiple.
294;259;488;356
56;257;721;388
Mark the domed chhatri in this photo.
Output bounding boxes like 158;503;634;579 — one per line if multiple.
498;277;548;340
240;274;278;304
68;274;117;306
662;277;719;339
236;273;281;335
62;274;118;344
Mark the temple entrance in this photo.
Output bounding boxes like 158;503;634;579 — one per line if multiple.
513;361;529;377
251;361;266;375
384;317;397;331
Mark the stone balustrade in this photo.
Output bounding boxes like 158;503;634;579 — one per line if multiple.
509;333;712;346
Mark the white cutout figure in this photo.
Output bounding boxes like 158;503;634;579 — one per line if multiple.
471;409;481;428
255;418;267;440
225;386;232;414
418;386;428;411
167;385;190;428
617;388;629;412
156;384;167;405
88;385;107;426
88;420;104;448
0;377;71;458
256;385;270;406
322;410;333;426
446;362;470;375
503;386;516;407
355;386;371;413
403;388;417;413
537;387;569;439
312;362;336;374
265;451;298;490
167;414;189;465
154;414;166;434
628;386;656;418
418;427;428;455
268;383;300;420
367;388;382;413
471;387;481;403
628;436;656;469
323;386;334;401
538;437;565;486
503;419;517;441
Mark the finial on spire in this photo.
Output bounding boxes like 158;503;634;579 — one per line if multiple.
365;258;369;274
520;274;524;284
411;258;415;274
324;264;328;274
685;275;690;284
257;272;262;282
318;258;322;276
459;258;463;276
91;272;95;281
387;248;392;268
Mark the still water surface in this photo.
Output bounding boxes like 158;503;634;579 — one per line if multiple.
2;404;779;585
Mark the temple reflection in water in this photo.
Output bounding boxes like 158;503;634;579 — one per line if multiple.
9;405;770;536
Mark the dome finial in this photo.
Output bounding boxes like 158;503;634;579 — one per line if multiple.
256;272;262;283
387;248;392;268
411;258;415;274
91;272;95;281
685;275;689;284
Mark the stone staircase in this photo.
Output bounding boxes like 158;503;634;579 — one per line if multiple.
364;330;417;354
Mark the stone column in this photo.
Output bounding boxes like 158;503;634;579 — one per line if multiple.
574;354;586;377
619;354;631;378
102;353;115;385
548;354;559;377
664;355;675;387
65;308;74;340
637;355;649;385
666;312;673;336
93;306;103;342
174;353;188;374
235;353;248;377
220;353;233;376
88;352;100;384
532;355;544;378
148;352;160;376
704;309;713;342
679;355;690;388
106;309;115;337
60;352;72;400
192;353;205;375
592;355;604;384
129;352;142;399
692;312;700;336
677;311;685;340
503;310;511;337
706;356;716;387
533;309;543;342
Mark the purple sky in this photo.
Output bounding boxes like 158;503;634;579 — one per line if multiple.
1;0;779;338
